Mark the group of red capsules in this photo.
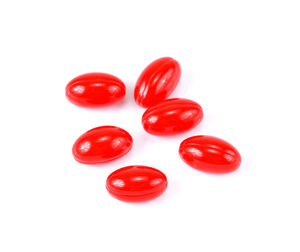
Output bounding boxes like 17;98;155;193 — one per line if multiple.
66;57;242;202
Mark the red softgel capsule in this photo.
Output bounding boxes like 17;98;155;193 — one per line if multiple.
134;57;181;108
179;135;241;173
142;98;203;136
72;126;132;164
66;72;126;107
106;165;168;202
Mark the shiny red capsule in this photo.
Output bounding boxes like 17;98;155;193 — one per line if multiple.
179;135;241;173
66;72;126;107
142;98;203;135
134;57;181;108
106;165;168;202
72;126;132;164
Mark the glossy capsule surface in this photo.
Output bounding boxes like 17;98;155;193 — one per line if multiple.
66;72;126;107
179;135;241;173
134;57;181;108
72;126;132;164
106;165;168;202
142;98;203;135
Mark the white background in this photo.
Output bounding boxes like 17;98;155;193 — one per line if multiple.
0;0;299;251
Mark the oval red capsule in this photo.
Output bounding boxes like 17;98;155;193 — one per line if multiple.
106;165;168;202
66;72;126;107
142;98;203;135
72;126;133;164
179;135;241;173
134;57;181;108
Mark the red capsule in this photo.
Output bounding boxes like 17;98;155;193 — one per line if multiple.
106;165;168;202
134;57;181;108
179;135;241;173
72;126;132;164
142;98;203;136
66;72;126;107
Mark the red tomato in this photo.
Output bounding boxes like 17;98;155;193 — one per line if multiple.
179;135;241;173
66;72;126;107
134;57;181;108
142;98;203;135
106;165;168;202
72;126;132;164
